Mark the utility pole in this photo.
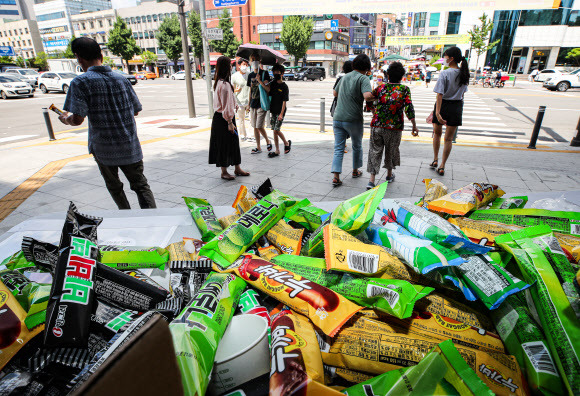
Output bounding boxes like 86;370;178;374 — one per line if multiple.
198;0;213;116
177;0;196;117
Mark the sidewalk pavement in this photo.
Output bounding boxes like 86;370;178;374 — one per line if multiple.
1;114;580;235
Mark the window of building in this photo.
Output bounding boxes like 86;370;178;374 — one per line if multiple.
131;17;135;23
81;22;86;29
0;0;17;4
108;19;112;26
315;40;324;49
430;30;438;35
90;21;94;28
28;39;31;45
325;40;331;49
133;32;138;39
206;8;230;19
149;30;155;38
0;10;19;15
25;27;28;33
136;16;141;23
98;20;103;27
429;12;440;27
153;14;158;21
519;1;573;27
569;10;580;26
147;15;151;22
446;11;461;34
37;11;66;21
19;28;22;34
144;31;149;38
314;20;325;31
253;25;256;33
139;32;143;39
0;32;3;37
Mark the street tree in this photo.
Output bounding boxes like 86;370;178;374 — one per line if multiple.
33;52;48;70
280;16;313;66
157;14;182;72
210;9;241;58
0;55;12;63
187;11;203;59
566;48;580;66
108;17;140;72
468;13;500;69
63;36;76;58
15;56;25;67
103;56;115;67
141;50;158;70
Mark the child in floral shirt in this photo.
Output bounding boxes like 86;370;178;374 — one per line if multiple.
366;62;418;190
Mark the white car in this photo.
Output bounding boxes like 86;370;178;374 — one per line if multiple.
543;68;580;92
533;68;571;82
171;71;195;80
4;68;40;87
0;74;35;99
38;72;78;94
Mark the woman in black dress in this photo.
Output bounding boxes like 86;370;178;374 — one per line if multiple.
209;56;250;180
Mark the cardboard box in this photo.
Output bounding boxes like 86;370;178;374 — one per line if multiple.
73;314;184;396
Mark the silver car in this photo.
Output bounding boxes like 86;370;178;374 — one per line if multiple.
0;74;35;99
4;68;40;87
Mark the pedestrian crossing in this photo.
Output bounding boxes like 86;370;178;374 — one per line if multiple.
282;87;546;143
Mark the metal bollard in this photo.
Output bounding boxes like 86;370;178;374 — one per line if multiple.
571;116;580;147
527;106;546;149
513;74;516;87
42;107;56;141
320;97;325;133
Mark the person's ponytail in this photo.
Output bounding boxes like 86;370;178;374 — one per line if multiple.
458;56;470;86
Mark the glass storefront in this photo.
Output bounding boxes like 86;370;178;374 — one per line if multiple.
486;10;520;71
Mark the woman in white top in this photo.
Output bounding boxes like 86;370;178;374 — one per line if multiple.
232;58;250;141
430;46;470;176
208;56;250;180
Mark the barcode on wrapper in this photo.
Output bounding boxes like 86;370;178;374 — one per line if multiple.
571;223;580;235
366;285;400;308
347;250;379;274
521;341;558;376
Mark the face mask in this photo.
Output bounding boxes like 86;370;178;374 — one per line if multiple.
240;65;248;73
274;74;282;81
252;61;260;70
443;58;450;67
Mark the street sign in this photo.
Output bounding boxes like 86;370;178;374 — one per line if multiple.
0;46;15;56
330;19;338;32
206;28;223;41
213;0;246;7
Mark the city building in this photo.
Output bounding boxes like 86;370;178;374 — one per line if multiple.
0;18;43;59
33;0;112;54
0;0;22;19
349;13;375;58
486;1;580;73
71;8;115;57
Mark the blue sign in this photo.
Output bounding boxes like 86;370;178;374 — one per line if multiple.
0;46;15;56
330;19;338;32
44;39;69;48
213;0;246;7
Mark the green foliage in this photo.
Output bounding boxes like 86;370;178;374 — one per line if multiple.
468;13;500;66
187;11;203;58
103;56;115;67
141;50;158;65
157;14;182;68
210;9;241;58
429;55;440;65
33;52;48;69
63;36;76;58
0;55;13;63
565;48;580;66
15;56;25;67
280;16;313;63
108;17;140;70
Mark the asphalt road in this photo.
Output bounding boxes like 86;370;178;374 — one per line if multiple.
1;77;578;146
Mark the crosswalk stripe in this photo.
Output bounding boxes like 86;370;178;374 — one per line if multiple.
0;134;38;143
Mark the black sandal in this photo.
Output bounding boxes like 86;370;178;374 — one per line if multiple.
352;170;363;178
437;167;445;176
332;177;342;187
430;160;438;168
284;140;292;154
267;143;272;151
268;152;279;158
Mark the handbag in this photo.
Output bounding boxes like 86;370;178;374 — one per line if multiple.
258;70;271;112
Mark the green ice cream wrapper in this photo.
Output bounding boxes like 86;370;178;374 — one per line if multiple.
470;208;580;236
1;251;36;272
284;198;330;231
199;190;298;269
456;254;531;310
271;254;433;319
342;339;492;396
489;196;528;210
490;293;565;396
496;225;580;395
183;197;224;242
0;269;51;329
169;272;246;396
99;246;169;270
303;183;388;257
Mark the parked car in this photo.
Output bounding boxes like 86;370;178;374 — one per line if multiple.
38;72;78;94
4;67;40;87
543;68;580;92
533;68;570;82
283;66;302;81
295;67;326;81
202;70;216;80
0;73;36;92
0;74;34;99
114;70;138;85
171;71;196;80
134;71;157;80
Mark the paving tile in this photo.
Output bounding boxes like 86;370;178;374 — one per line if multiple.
535;171;572;182
524;180;552;192
453;170;488;183
326;185;367;200
46;179;103;199
541;181;580;192
485;168;520;182
488;177;529;190
384;182;415;198
516;169;541;182
293;180;335;197
0;211;32;230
